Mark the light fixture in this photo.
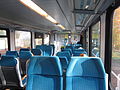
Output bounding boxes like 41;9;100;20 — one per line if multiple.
19;0;65;29
57;24;65;30
20;0;48;17
45;15;58;24
85;5;89;9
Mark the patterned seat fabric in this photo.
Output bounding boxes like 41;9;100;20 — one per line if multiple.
66;57;106;90
26;56;63;90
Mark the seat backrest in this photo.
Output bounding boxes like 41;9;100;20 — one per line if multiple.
74;44;82;49
62;48;72;56
66;57;106;90
20;48;30;52
66;46;74;53
19;51;32;60
6;51;19;58
36;45;47;50
44;45;53;56
31;49;42;56
36;45;53;56
0;56;23;88
56;51;71;62
19;51;32;75
73;49;87;56
26;56;63;90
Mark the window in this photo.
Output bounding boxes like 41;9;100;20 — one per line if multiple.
44;34;49;45
15;31;31;50
35;32;43;46
0;29;8;55
111;7;120;89
91;21;100;57
0;30;7;36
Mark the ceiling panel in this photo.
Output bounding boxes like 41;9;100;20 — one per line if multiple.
0;0;74;32
75;0;100;10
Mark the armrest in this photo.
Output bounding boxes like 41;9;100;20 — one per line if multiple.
22;75;27;80
22;75;27;86
106;73;108;90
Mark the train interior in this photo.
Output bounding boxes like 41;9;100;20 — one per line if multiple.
0;0;120;90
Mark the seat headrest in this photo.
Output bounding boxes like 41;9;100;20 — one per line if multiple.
6;51;19;58
56;51;71;61
66;57;105;78
0;56;17;66
36;45;53;56
20;48;30;52
19;51;32;60
31;49;42;55
62;48;72;55
28;56;62;76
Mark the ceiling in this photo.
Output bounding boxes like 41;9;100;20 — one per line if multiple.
0;0;115;33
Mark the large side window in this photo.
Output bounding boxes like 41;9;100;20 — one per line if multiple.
0;29;8;55
91;21;100;57
111;7;120;89
15;31;31;50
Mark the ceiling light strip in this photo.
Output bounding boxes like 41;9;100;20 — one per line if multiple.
19;0;65;29
57;24;65;30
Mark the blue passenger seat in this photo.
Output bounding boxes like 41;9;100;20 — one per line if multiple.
66;46;74;53
20;48;30;52
0;56;26;89
56;52;70;70
61;48;72;56
73;49;87;56
74;44;82;49
36;45;53;56
66;57;107;90
31;49;42;56
6;51;19;58
19;51;32;75
26;56;63;90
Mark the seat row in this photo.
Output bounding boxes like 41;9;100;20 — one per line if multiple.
0;55;107;90
61;45;87;56
26;56;107;90
3;44;55;75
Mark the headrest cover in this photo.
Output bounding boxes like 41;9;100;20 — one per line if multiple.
6;51;19;58
66;57;105;78
31;49;42;55
36;45;47;50
36;45;53;56
19;51;32;60
28;56;62;76
20;48;30;52
62;48;72;55
0;56;17;66
56;51;71;61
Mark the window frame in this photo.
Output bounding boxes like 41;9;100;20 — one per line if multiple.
104;1;120;89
